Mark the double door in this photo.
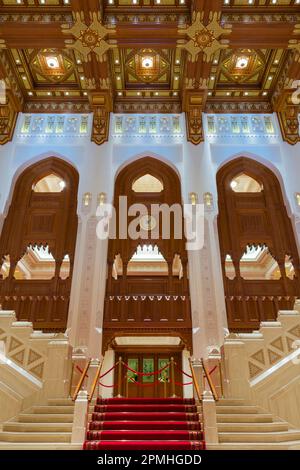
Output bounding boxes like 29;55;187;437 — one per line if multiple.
115;352;183;398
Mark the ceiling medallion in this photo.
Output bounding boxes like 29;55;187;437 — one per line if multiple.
62;12;116;62
178;12;231;63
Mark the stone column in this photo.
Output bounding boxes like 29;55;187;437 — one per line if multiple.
100;348;115;399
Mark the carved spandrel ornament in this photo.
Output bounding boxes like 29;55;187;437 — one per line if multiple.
178;11;232;63
62;12;116;62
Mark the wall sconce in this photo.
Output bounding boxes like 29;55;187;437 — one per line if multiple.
295;193;300;208
203;192;214;209
97;192;107;207
83;192;92;207
189;192;198;206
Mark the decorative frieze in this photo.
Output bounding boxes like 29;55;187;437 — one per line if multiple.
111;114;184;143
205;113;279;143
17;113;91;140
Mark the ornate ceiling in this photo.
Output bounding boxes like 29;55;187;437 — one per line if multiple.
0;0;299;145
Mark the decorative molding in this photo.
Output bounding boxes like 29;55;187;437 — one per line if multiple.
0;14;73;23
114;101;182;114
62;12;116;62
205;101;273;114
23;102;90;114
17;113;91;140
205;113;279;144
178;12;231;63
111;114;184;144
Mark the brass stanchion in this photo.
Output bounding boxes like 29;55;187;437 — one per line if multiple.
170;357;177;398
117;356;123;398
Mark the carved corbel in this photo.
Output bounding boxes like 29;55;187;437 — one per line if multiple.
89;91;112;146
275;90;300;145
183;90;207;145
0;89;19;145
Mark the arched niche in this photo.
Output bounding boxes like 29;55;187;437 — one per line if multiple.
0;157;79;331
103;157;191;355
217;157;300;332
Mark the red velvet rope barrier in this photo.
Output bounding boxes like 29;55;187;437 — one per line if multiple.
99;363;119;380
173;363;193;379
122;361;171;377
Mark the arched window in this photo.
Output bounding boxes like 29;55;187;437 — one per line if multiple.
127;245;168;276
239;245;281;280
33;174;66;193
230;173;263;193
132;174;164;193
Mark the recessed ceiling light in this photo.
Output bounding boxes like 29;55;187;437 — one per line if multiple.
176;59;180;65
210;76;215;80
208;92;212;96
236;56;249;69
226;92;230;96
28;92;33;96
137;92;141;96
22;76;27;80
83;92;88;96
65;92;69;96
155;92;159;96
46;56;59;69
142;57;153;68
118;92;122;96
231;180;238;189
268;76;273;80
117;76;121;80
77;59;81;64
173;92;178;96
244;92;249;96
47;92;51;96
263;91;268;96
175;76;179;80
115;59;119;64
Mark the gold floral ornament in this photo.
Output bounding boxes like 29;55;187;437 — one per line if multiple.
62;12;116;62
178;12;232;63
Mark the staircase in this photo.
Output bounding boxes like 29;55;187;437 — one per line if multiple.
207;399;300;450
84;397;205;450
0;398;80;450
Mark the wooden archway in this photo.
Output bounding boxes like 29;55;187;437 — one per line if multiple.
217;157;300;331
103;157;192;353
0;157;79;331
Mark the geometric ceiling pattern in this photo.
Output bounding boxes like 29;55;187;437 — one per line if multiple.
0;0;299;145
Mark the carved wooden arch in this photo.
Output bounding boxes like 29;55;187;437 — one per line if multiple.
110;157;186;264
217;157;300;332
103;157;192;355
0;157;79;331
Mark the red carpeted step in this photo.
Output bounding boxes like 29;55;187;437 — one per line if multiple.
92;412;199;422
94;404;196;413
84;440;206;450
86;430;203;441
84;397;205;451
97;398;195;405
89;420;201;431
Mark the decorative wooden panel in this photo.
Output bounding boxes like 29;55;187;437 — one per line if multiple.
217;157;300;332
103;157;192;352
0;157;79;331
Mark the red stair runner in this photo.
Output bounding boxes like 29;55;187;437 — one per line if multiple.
83;397;205;450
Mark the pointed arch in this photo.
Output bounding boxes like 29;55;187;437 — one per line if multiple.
217;157;300;332
0;157;79;331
